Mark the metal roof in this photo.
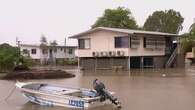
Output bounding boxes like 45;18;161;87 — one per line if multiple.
20;44;77;48
70;27;178;38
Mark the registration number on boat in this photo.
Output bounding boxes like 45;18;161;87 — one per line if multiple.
68;100;84;107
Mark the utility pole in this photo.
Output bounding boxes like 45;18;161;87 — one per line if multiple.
128;34;131;77
64;38;67;59
16;37;21;54
64;38;66;46
16;37;18;46
16;37;21;66
77;40;80;71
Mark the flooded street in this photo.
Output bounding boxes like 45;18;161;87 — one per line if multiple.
1;66;195;110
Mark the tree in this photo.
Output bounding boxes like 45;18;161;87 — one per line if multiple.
189;19;195;33
181;21;195;53
92;7;138;29
181;33;195;53
143;9;184;34
0;43;33;72
40;34;48;46
50;40;58;46
40;35;48;55
0;43;20;72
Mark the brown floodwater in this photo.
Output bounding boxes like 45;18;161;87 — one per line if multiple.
1;66;195;110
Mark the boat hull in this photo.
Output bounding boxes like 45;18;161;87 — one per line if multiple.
16;82;109;109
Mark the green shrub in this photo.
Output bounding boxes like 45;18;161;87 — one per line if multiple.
0;43;20;72
22;56;34;67
0;43;34;72
64;59;78;65
56;59;65;66
56;59;78;66
181;33;195;53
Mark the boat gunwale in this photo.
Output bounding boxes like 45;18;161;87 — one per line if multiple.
19;85;101;102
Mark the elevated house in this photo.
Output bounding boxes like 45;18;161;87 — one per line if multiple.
70;27;184;70
186;47;195;64
20;44;77;65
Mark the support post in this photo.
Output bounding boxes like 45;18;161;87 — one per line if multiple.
95;57;97;72
128;34;131;76
128;34;131;71
78;57;80;71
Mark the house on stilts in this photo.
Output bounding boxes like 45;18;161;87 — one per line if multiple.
70;27;184;70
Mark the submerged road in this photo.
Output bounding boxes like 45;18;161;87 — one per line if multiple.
1;66;195;110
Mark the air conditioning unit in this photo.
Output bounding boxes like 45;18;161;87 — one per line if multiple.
117;51;125;56
100;52;104;57
109;51;116;57
96;52;100;57
92;51;100;57
112;51;116;56
108;51;112;56
121;51;125;56
102;51;108;57
117;51;120;56
92;51;96;57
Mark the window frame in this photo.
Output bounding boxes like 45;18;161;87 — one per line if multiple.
114;36;129;48
129;36;140;48
143;37;165;49
78;38;91;49
68;48;73;55
31;48;37;54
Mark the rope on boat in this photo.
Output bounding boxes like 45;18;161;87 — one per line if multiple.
0;81;17;103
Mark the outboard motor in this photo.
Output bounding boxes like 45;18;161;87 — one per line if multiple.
93;79;121;108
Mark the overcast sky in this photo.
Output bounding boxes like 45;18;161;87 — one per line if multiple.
0;0;194;46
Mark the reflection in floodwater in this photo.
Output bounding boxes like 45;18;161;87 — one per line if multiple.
1;66;195;110
82;68;187;77
20;102;116;110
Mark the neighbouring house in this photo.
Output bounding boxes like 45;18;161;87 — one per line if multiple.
70;27;184;70
20;44;77;65
185;47;195;64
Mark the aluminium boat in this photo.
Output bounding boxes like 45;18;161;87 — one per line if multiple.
16;81;120;109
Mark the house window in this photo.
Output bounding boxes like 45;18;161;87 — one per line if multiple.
115;36;129;48
143;37;165;49
145;37;156;48
156;37;165;48
79;39;90;49
22;49;28;54
130;36;140;48
68;48;73;54
31;49;36;54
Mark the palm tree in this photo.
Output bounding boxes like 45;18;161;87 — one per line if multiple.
50;40;58;46
189;19;195;33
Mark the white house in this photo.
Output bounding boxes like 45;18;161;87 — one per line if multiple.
70;27;184;70
20;44;77;64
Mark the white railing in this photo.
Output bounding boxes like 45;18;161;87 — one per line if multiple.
165;46;178;68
